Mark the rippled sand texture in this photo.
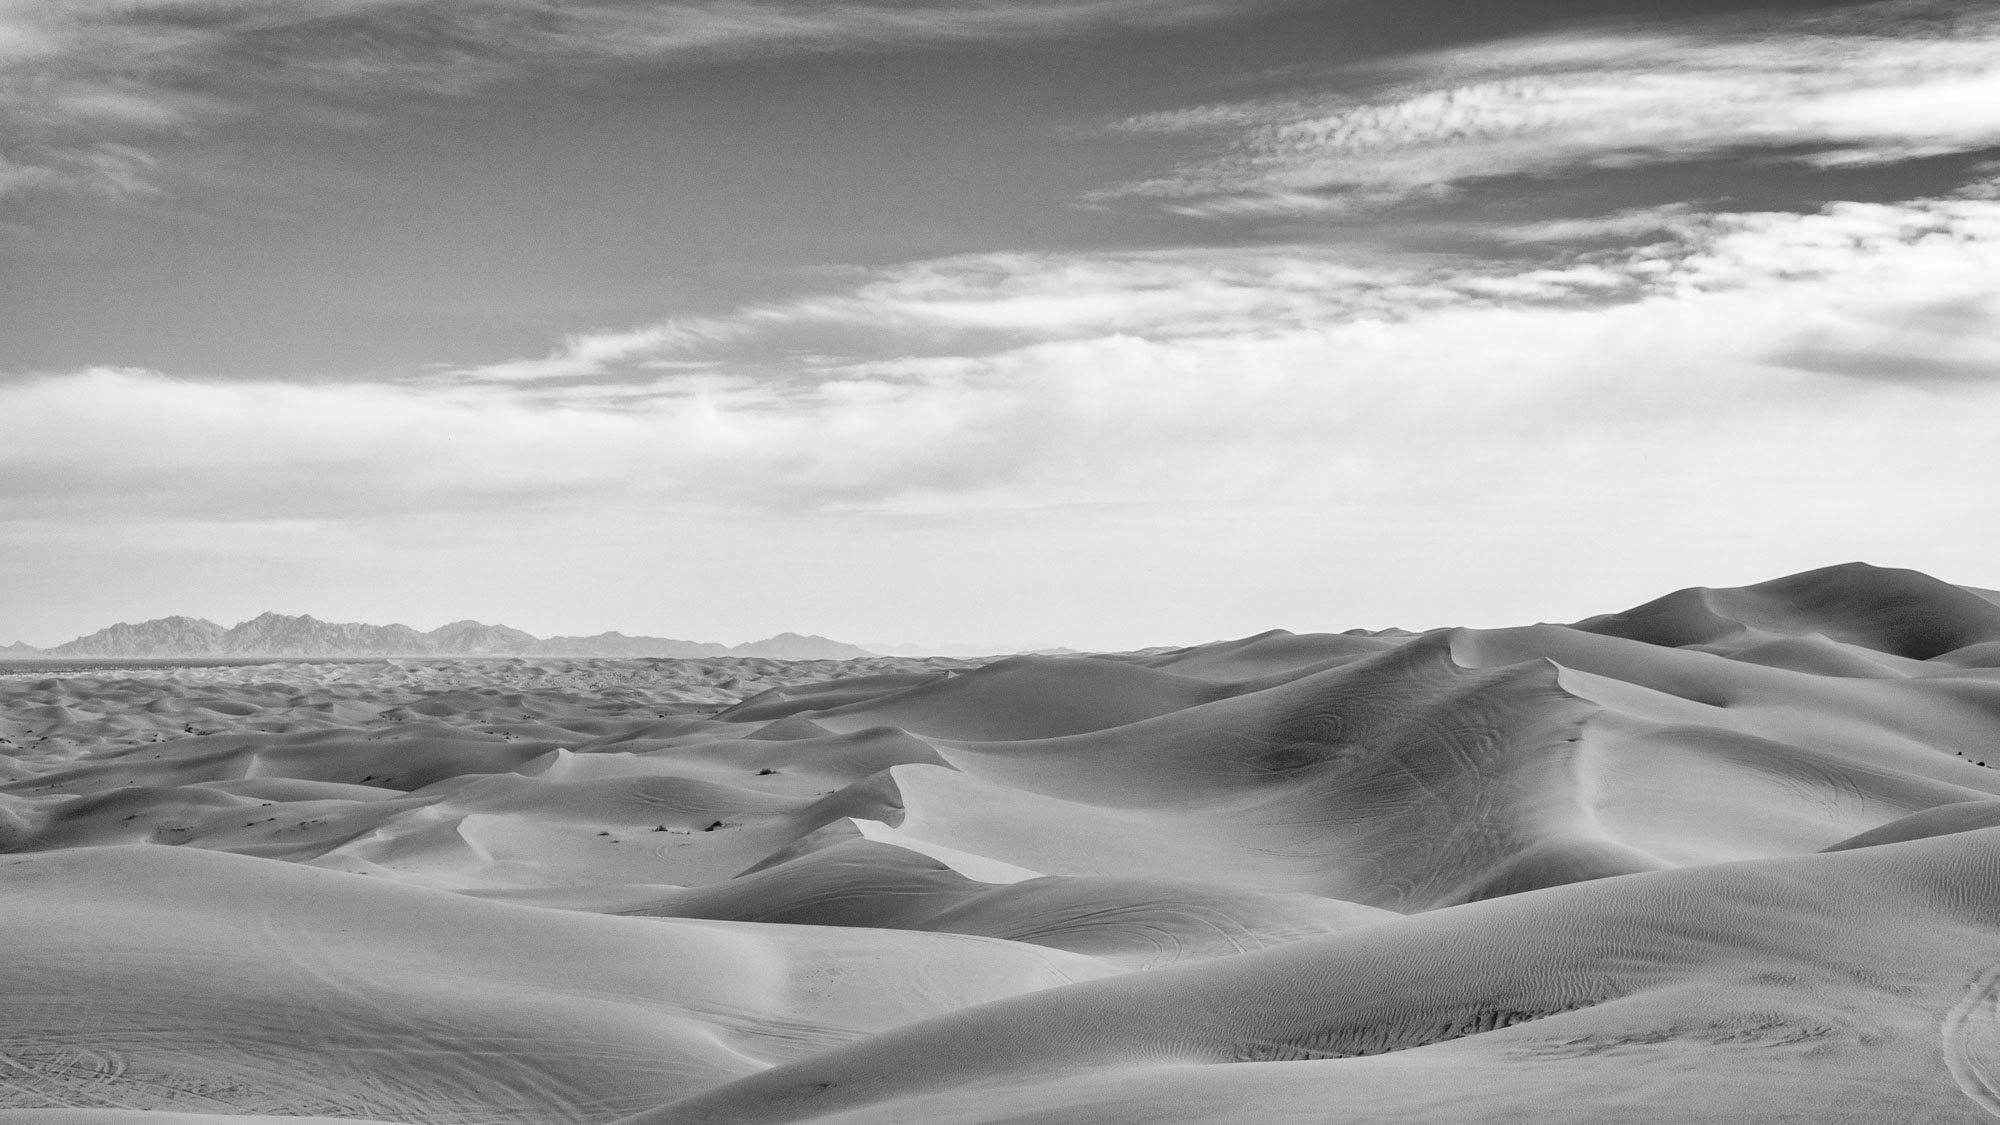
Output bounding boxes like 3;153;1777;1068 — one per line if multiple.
7;562;2000;1124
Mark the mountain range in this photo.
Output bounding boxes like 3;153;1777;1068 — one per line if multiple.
4;612;876;661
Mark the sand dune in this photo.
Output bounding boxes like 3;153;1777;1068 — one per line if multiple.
4;562;2000;1122
795;655;1239;741
1572;561;2000;659
0;845;1106;1121
630;827;2000;1125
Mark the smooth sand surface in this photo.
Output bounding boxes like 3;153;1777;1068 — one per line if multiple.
5;562;2000;1122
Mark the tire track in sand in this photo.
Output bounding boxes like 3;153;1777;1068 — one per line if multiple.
1944;962;2000;1117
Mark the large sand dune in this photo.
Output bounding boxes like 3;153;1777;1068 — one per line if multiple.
5;562;2000;1122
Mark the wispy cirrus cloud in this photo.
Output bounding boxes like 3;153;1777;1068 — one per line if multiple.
458;323;748;383
448;244;1652;385
0;0;1268;200
436;185;2000;391
1098;0;2000;216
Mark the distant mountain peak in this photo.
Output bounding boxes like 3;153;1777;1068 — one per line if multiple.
731;633;875;659
45;615;228;658
32;613;877;661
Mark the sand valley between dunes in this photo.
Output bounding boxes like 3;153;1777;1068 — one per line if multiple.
7;562;2000;1123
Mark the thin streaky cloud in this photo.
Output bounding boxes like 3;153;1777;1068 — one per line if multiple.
1767;294;2000;385
440;245;1652;387
1771;347;2000;385
1097;0;2000;214
460;322;759;383
0;0;1276;199
1487;206;1700;246
444;190;2000;386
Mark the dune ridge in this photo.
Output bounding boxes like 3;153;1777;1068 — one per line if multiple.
4;562;2000;1122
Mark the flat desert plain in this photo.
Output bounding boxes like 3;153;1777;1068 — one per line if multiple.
6;561;2000;1124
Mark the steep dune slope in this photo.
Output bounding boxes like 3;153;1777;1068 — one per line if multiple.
881;634;1651;908
797;655;1238;741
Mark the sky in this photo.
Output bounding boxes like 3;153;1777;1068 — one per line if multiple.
4;0;2000;651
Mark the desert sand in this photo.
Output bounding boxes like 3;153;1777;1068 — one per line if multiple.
5;562;2000;1122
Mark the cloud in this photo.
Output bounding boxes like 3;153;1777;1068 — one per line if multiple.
441;245;1654;383
1767;295;2000;384
12;186;2000;646
436;190;2000;388
0;0;1266;200
10;190;2000;541
458;322;750;382
1484;206;1699;246
1099;0;2000;213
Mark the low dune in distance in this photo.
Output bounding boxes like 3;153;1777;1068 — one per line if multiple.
6;562;2000;1122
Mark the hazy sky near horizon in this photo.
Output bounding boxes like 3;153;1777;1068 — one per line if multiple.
6;0;2000;650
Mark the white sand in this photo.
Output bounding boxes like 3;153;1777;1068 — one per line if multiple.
3;562;2000;1122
